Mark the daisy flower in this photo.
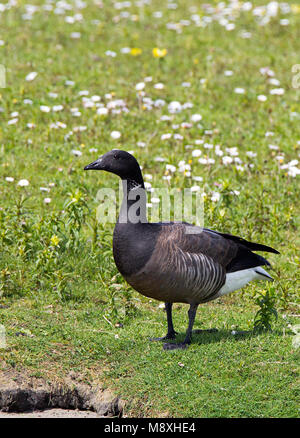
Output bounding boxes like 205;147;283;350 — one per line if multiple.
25;71;38;82
17;179;29;187
110;131;121;139
234;87;245;94
191;114;202;123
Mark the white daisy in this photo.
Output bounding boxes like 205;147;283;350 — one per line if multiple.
110;131;121;139
191;114;202;123
17;179;29;187
25;71;38;82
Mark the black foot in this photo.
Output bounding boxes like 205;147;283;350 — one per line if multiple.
149;331;178;342
193;328;218;335
163;342;190;350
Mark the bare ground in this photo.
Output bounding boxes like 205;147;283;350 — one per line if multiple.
0;367;123;418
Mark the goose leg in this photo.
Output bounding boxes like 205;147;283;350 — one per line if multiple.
163;303;198;350
150;302;178;341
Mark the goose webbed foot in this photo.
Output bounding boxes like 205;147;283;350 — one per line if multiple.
163;303;198;351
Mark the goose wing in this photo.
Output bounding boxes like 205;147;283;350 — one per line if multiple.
150;224;229;302
171;223;278;274
126;223;278;304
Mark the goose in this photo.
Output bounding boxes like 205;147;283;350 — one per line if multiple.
84;150;279;350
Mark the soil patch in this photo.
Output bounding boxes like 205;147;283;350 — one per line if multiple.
0;368;123;417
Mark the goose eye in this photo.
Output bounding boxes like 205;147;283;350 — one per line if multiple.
114;153;119;160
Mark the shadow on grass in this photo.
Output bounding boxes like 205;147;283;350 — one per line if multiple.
165;328;282;347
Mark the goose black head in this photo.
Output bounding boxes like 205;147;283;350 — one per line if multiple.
84;149;144;188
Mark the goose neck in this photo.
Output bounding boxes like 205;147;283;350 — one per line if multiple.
118;179;148;224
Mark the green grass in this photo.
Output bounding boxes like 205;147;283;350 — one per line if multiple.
0;0;299;418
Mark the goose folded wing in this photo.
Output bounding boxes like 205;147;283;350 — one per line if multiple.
171;224;277;274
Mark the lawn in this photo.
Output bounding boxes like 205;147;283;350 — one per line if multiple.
0;0;299;418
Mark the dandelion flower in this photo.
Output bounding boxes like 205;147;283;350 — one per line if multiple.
130;48;142;56
152;48;167;58
50;235;60;246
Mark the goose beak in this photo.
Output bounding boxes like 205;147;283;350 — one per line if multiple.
84;157;103;170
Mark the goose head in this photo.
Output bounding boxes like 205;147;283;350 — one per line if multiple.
84;149;144;188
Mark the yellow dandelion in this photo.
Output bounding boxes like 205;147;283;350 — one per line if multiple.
50;235;60;247
130;48;142;56
291;4;300;13
152;48;167;58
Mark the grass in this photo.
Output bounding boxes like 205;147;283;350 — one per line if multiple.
0;0;299;418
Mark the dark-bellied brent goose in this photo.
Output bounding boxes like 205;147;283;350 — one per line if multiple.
84;150;279;350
